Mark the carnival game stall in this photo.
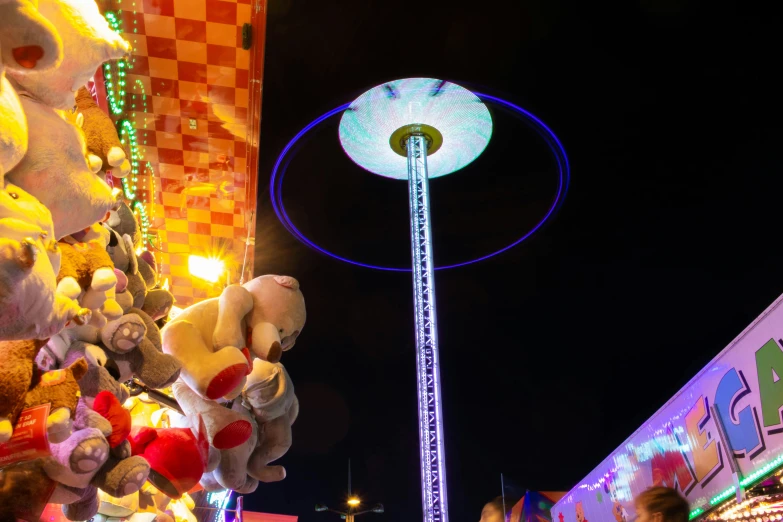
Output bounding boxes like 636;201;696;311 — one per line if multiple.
551;294;783;522
1;1;304;520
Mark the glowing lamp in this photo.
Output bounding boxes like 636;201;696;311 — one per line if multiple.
348;498;361;507
188;255;225;283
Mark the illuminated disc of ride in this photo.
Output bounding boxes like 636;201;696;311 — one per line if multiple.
338;78;493;180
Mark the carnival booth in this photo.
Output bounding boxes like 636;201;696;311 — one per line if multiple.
1;0;305;520
551;294;783;522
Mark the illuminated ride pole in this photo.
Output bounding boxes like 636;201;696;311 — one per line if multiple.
338;79;494;522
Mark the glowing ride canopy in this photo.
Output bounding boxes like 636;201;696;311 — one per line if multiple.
338;78;493;179
269;92;571;271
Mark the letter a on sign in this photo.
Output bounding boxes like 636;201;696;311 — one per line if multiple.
756;339;783;431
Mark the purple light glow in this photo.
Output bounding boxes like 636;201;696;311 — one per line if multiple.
269;92;570;271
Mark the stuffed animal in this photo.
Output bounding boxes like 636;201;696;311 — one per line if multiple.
242;360;298;483
105;201;173;320
128;418;209;500
40;341;151;518
197;402;259;493
1;182;90;340
0;0;63;183
0;338;87;444
172;380;252;451
5;0;130;111
198;404;297;493
196;359;298;492
75;86;130;179
162;275;306;403
5;94;117;239
57;240;123;326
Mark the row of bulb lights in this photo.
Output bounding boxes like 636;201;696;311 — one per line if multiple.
719;514;783;522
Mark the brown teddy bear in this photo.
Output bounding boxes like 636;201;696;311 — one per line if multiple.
0;337;88;445
74;87;130;179
56;240;123;326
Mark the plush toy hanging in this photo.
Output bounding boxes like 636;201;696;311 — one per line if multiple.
0;0;64;183
1;183;91;340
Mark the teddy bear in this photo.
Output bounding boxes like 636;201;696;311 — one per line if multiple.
5;0;130;112
0;0;63;183
162;275;306;404
197;400;298;493
0;337;88;444
5;93;118;239
177;359;299;493
105;201;173;319
243;360;299;483
1;182;91;340
38;340;152;519
57;240;123;324
36;219;151;359
65;210;173;367
75;86;130;179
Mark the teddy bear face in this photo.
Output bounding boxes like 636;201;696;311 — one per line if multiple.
6;0;129;110
6;95;117;239
243;275;306;352
0;182;58;267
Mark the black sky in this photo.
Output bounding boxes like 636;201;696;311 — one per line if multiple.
249;1;782;521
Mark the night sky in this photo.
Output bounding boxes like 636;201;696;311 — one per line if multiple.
248;1;781;521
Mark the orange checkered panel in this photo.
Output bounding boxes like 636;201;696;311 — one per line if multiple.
95;0;266;306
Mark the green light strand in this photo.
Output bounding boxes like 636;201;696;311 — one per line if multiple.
710;486;736;506
688;508;704;520
117;119;139;200
102;3;152;248
708;453;783;507
739;454;783;487
102;11;127;115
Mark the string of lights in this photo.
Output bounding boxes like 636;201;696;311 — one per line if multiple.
102;1;153;248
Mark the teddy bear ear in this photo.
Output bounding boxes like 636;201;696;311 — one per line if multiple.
273;276;300;291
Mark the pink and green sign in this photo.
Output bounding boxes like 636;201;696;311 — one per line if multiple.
552;293;783;522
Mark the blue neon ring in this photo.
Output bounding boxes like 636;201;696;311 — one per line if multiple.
269;92;571;272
